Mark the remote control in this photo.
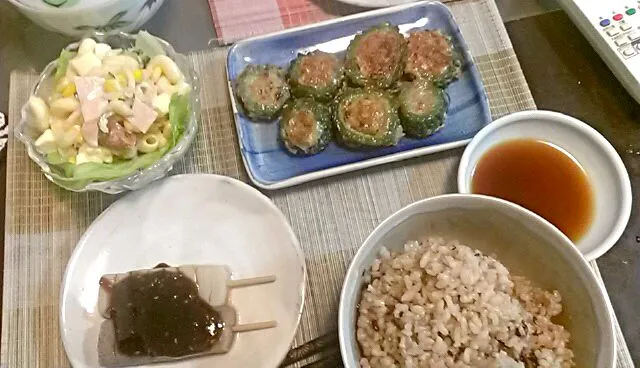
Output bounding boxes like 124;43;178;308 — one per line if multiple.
558;0;640;103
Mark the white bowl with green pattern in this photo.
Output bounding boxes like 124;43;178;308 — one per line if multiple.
8;0;165;37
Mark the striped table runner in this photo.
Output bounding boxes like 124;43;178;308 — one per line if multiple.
208;0;414;44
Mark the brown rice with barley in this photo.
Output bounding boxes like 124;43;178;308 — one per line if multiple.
356;237;574;368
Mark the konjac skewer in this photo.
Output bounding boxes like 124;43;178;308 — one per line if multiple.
98;264;275;315
97;263;276;367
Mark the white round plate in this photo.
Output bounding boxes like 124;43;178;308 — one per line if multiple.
60;174;306;368
336;0;414;8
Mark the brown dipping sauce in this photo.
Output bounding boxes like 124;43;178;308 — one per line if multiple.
108;265;224;357
471;139;594;241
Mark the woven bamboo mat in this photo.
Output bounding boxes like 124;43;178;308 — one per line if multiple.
1;0;634;366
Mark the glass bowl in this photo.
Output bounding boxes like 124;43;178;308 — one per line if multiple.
15;31;200;194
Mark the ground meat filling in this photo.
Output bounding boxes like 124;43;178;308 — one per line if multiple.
249;71;286;105
407;88;436;115
298;54;337;87
285;110;316;148
344;97;388;136
355;31;404;78
99;117;137;150
406;31;452;79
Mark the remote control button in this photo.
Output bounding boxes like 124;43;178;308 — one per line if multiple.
614;14;624;21
628;31;640;40
627;8;636;16
600;19;611;27
620;22;632;31
615;37;629;46
607;28;621;36
620;46;636;57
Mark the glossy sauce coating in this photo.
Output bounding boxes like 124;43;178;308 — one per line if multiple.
107;266;224;357
472;139;594;241
405;31;452;78
284;110;316;148
249;70;286;105
297;53;338;87
344;96;387;135
356;31;403;77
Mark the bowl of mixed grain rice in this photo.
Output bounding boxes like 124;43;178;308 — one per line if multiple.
339;194;614;368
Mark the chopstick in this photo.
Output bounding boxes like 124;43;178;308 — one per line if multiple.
300;345;344;368
280;331;340;367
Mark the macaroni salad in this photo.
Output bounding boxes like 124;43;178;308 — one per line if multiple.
25;31;191;182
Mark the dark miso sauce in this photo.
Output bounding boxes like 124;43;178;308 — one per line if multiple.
108;267;224;357
471;139;594;241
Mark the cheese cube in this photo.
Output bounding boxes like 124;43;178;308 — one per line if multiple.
34;129;57;154
152;93;171;116
70;52;102;77
77;38;97;55
94;43;112;60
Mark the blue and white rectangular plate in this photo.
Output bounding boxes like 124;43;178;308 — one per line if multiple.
226;1;491;190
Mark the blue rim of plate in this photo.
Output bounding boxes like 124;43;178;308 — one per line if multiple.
226;1;491;190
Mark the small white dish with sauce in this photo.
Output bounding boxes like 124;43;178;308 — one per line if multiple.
458;110;632;261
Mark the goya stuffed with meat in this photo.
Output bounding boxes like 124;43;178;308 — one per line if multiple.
279;98;332;155
334;88;403;148
235;64;290;120
288;51;344;102
405;30;461;86
398;81;448;138
344;23;407;89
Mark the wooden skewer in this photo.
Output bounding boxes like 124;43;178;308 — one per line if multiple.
227;275;276;288
232;321;278;333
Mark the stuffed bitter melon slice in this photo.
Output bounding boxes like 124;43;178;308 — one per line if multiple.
334;88;403;148
279;98;332;155
344;23;407;89
405;30;461;86
288;51;344;101
398;81;448;138
235;64;290;120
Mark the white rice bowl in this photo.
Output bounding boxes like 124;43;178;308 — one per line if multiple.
339;195;615;368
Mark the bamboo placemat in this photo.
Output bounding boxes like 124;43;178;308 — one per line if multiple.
2;0;634;366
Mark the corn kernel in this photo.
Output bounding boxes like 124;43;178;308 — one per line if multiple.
61;83;76;97
133;69;143;82
56;77;70;93
103;79;120;93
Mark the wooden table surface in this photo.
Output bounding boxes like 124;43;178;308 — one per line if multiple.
0;0;638;362
506;11;640;358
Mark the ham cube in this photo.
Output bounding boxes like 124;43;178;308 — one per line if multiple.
75;76;107;122
82;119;100;147
129;98;158;134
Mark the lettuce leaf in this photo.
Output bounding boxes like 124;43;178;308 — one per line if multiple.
49;146;169;190
135;30;166;60
169;92;190;146
45;151;67;165
61;145;169;181
54;49;75;80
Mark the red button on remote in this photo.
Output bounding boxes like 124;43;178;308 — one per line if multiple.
614;13;624;21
